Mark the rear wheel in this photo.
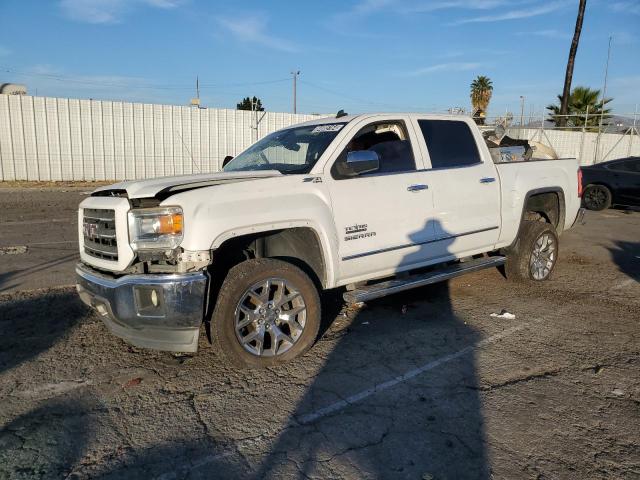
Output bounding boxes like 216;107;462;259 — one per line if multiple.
583;184;612;211
505;221;559;282
211;258;321;367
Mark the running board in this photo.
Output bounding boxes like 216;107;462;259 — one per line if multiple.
343;256;506;304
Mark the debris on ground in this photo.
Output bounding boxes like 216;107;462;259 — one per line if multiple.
611;388;625;397
0;245;28;255
123;377;143;388
490;309;516;320
361;321;369;325
401;305;408;314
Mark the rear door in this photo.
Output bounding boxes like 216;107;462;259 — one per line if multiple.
411;117;501;258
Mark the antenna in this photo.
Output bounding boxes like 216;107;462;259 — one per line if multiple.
176;131;201;173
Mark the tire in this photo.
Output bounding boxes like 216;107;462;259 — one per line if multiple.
211;258;321;367
505;221;559;282
583;184;612;211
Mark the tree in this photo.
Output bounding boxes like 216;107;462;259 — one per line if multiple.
236;96;264;111
547;86;612;130
470;75;493;124
559;0;587;126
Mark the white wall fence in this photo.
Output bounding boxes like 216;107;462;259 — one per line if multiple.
0;94;322;181
506;126;639;165
2;94;638;181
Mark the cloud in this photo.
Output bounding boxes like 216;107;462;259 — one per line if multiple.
610;1;640;15
400;0;512;14
334;0;524;19
517;29;571;40
402;62;483;76
59;0;181;24
451;1;567;25
614;31;638;45
216;15;298;52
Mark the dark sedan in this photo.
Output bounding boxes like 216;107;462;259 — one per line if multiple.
581;156;640;210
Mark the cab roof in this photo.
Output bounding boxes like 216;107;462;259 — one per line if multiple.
294;112;472;127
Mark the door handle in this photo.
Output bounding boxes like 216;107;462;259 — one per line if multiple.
480;177;496;184
407;184;428;192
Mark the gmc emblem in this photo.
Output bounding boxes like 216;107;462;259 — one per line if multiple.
83;221;98;240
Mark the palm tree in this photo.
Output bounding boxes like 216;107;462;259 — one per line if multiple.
470;76;493;124
547;86;612;130
559;0;587;126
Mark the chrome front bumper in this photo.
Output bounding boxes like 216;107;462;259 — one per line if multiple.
76;263;207;352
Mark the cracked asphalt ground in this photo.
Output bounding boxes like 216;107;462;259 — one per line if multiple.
1;187;639;480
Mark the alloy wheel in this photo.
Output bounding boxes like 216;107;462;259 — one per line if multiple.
530;233;556;280
585;187;607;210
234;277;307;357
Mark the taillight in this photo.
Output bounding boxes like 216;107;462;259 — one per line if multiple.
577;169;583;197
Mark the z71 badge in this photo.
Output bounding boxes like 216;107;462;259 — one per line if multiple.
345;223;376;241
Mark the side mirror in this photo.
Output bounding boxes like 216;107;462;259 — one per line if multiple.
222;155;234;168
344;150;379;176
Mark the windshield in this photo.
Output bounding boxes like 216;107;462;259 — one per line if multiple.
223;123;346;174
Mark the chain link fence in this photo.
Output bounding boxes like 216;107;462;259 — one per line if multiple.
481;111;639;164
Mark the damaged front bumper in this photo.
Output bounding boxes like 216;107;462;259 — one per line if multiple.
76;263;207;352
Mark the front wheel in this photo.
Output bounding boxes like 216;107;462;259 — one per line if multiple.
505;221;559;282
210;258;321;367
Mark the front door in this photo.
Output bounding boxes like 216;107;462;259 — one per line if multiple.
325;116;437;284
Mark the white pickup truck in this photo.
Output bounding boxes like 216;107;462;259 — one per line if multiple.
76;113;584;367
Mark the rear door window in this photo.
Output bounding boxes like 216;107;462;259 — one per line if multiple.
417;120;482;169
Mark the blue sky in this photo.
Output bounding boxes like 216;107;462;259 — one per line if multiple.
1;0;638;116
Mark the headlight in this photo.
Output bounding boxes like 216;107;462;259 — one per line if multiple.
128;207;183;251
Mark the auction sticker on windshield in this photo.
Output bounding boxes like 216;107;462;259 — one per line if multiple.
312;124;344;133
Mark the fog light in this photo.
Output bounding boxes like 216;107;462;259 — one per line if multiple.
134;286;165;317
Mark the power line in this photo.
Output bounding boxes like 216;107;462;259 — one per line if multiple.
298;79;439;112
0;66;290;91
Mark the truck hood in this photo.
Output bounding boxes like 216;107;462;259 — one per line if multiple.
92;170;283;199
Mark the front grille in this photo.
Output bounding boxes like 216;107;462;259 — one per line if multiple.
83;208;118;261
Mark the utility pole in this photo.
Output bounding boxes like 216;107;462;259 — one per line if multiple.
519;96;525;126
291;70;300;114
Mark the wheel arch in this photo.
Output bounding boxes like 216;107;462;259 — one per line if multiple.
514;187;566;244
210;224;332;291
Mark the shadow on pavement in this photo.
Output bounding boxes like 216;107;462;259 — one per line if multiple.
608;240;640;282
252;219;490;479
0;221;492;479
0;397;96;479
0;252;78;293
0;288;89;375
